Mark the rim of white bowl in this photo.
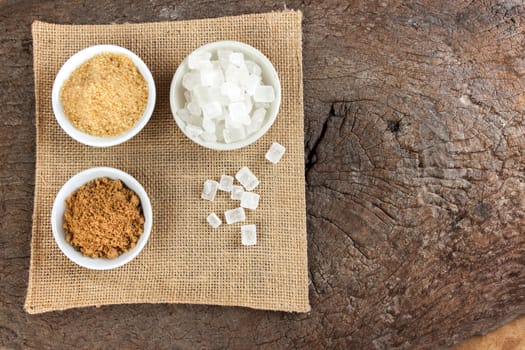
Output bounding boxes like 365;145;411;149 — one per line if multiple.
51;167;153;270
170;40;281;151
52;45;156;147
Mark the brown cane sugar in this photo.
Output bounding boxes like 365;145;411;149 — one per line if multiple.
63;177;145;259
60;53;148;137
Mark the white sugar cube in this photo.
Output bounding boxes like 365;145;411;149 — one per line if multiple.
241;224;257;246
244;95;253;114
200;66;224;87
225;64;249;84
225;65;240;83
223;126;246;143
240;191;260;210
192;86;211;105
246;108;265;135
208;87;227;105
254;102;270;109
192;86;220;107
187;101;202;116
218;175;234;192
178;109;203;126
245;60;262;76
231;185;244;200
182;71;200;91
218;49;232;68
201;179;219;201
179;107;200;126
235;166;259;191
177;108;190;121
228;102;251;126
201;132;217;143
207;212;222;229
265;142;286;164
220;82;243;102
229;52;245;67
188;52;212;70
215;120;225;142
199;69;215;87
186;124;204;138
225;207;246;224
244;74;262;96
202;117;216;133
254;85;275;103
202;102;222;119
236;65;250;83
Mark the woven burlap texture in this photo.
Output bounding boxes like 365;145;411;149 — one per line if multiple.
25;11;309;314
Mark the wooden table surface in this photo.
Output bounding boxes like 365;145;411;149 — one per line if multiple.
1;1;524;349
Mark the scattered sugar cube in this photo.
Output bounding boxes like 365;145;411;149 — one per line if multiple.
223;127;246;143
201;179;219;201
241;224;257;246
235;166;259;191
186;124;204;138
225;207;246;224
207;212;222;229
265;142;286;164
231;185;244;200
254;85;275;103
218;175;234;192
240;191;260;210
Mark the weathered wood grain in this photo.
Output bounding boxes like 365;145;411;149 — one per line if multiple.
1;0;524;349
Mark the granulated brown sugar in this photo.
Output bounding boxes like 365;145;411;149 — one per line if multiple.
63;177;145;259
60;53;148;137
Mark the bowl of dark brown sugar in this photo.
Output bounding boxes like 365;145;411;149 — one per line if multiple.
51;167;153;270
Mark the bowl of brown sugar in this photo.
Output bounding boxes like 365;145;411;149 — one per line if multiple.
51;167;153;270
52;45;156;147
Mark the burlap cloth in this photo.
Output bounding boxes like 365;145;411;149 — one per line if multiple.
25;11;309;314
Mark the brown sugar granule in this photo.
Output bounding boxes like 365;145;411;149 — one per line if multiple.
60;53;148;137
63;177;145;259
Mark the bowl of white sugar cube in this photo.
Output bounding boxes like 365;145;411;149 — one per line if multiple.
170;41;281;150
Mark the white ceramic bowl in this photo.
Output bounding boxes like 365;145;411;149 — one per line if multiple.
170;40;281;151
52;45;156;147
51;167;153;270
